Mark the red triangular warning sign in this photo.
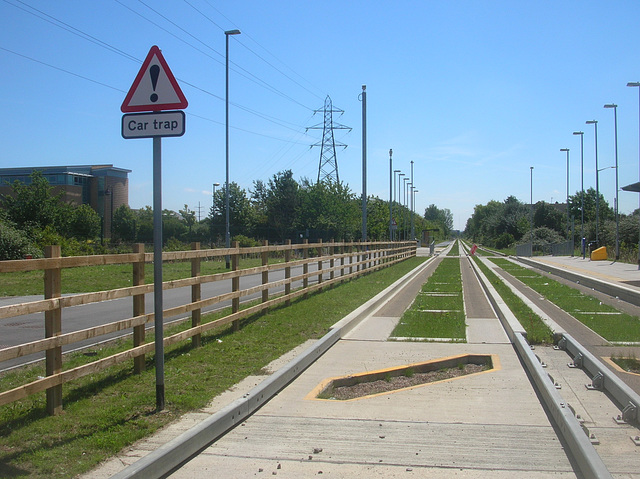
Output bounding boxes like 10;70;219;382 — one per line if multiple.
121;46;188;113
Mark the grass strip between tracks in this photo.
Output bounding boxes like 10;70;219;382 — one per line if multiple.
472;256;554;345
0;256;425;479
391;257;466;340
490;257;640;343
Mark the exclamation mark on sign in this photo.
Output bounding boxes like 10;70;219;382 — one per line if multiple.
149;65;160;103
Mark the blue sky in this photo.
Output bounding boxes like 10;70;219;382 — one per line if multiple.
3;1;640;231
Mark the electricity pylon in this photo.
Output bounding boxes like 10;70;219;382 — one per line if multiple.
307;95;351;183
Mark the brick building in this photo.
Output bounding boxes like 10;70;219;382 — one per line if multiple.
0;165;131;238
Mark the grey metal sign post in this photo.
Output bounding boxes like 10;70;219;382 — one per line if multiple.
121;45;188;411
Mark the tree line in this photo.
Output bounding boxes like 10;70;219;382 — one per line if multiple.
465;188;640;258
1;169;454;259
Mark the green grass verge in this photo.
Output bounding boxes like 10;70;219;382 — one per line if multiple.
446;241;459;256
391;258;465;340
471;257;553;344
0;257;425;479
490;258;640;342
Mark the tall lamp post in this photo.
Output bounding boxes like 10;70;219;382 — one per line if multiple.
530;166;534;257
212;182;220;247
225;29;241;268
361;85;367;242
560;148;570;240
573;131;585;258
604;103;620;260
403;177;410;240
389;149;393;241
586;120;599;244
410;160;414;240
412;187;419;240
393;169;400;240
398;173;405;240
628;82;640;269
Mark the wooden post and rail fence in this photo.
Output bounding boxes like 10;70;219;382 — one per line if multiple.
0;240;416;415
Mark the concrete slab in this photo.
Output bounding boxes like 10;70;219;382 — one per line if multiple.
466;318;510;344
167;341;576;477
344;316;399;341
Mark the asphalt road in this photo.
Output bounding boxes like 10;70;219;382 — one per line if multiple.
0;260;341;371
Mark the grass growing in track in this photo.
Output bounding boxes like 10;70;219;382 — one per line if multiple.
391;258;466;340
0;257;424;479
471;256;553;344
490;258;640;343
446;241;459;256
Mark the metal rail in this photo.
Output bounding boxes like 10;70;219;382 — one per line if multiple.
463;242;614;479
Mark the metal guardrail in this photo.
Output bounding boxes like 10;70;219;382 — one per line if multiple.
464;246;614;479
558;333;639;425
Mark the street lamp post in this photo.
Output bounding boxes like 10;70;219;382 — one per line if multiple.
398;173;405;240
412;187;419;240
604;103;620;260
410;160;414;240
403;177;410;240
225;29;241;269
393;169;400;241
530;166;534;257
560;148;570;241
628;82;640;269
586;120;599;244
212;182;220;247
573;131;585;258
389;149;393;241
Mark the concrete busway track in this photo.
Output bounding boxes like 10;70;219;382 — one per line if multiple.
88;241;635;478
465;244;640;478
91;247;442;479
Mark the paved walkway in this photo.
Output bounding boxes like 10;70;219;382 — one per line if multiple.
522;254;640;290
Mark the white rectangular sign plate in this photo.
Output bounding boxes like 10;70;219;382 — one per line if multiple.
122;111;185;139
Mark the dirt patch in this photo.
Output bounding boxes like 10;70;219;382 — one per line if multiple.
321;363;487;400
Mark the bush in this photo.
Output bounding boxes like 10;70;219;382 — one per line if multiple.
495;232;515;250
0;221;42;260
233;234;261;247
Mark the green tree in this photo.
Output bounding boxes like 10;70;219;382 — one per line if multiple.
210;182;251;239
179;204;196;241
296;179;358;241
1;171;67;233
68;204;101;240
265;171;300;242
113;205;138;243
533;201;565;234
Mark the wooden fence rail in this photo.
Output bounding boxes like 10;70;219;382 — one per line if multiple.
0;240;416;414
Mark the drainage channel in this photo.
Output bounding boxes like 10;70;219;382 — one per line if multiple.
467;246;640;478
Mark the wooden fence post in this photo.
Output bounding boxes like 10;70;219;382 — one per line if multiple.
132;243;146;373
317;239;323;291
44;245;62;415
340;242;345;283
261;240;269;303
285;239;291;306
232;241;240;331
191;242;202;348
329;239;335;283
303;239;309;299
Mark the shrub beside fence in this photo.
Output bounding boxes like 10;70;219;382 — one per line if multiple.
0;240;416;415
